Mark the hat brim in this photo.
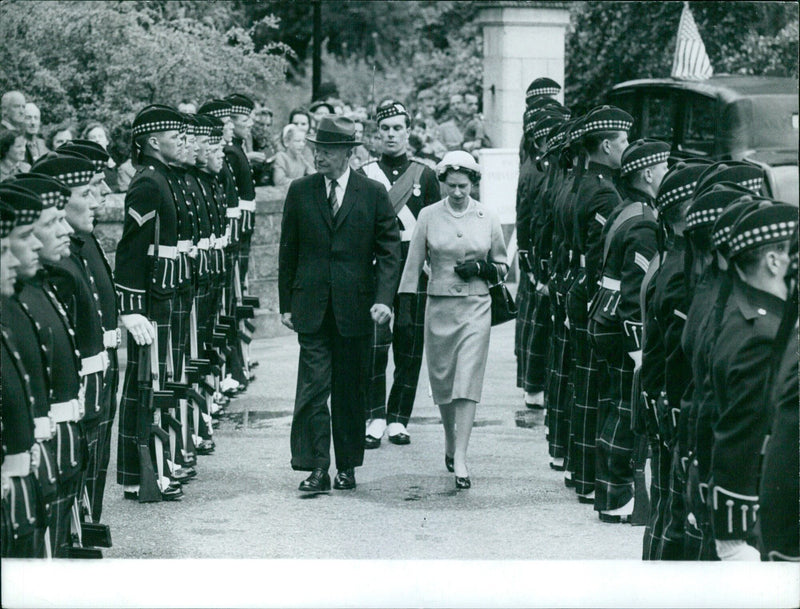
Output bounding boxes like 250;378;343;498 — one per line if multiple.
305;135;361;147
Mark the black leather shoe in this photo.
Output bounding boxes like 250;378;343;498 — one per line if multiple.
525;402;545;410
299;468;330;492
599;513;630;524
364;435;381;449
196;440;215;455
564;477;575;488
445;455;455;473
549;462;565;471
577;493;595;505
388;432;410;445
124;483;183;501
171;467;197;483
333;468;356;490
455;476;471;489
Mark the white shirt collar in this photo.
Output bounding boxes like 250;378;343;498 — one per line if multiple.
324;166;351;194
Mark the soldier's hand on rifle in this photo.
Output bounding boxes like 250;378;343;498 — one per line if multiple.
628;350;643;371
121;314;156;346
281;312;294;331
30;443;41;472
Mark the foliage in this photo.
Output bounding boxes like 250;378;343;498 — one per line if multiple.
0;1;290;143
565;1;799;115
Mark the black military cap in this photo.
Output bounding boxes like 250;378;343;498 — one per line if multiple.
545;120;572;154
524;108;565;135
567;116;587;145
0;183;43;226
31;154;95;189
711;198;767;253
7;173;71;210
193;114;214;138
686;183;754;233
0;200;16;238
182;113;201;136
57;139;110;172
132;104;184;137
225;94;255;116
375;100;410;124
694;161;765;198
205;116;224;145
198;99;233;119
728;203;798;259
532;115;565;141
619;139;671;177
581;105;633;137
525;77;561;104
655;160;713;213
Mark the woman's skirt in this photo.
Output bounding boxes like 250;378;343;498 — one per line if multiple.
424;293;491;404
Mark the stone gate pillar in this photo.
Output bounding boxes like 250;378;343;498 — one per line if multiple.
476;1;571;149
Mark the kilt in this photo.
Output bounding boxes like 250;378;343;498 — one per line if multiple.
515;273;534;384
1;473;46;557
366;275;427;426
565;271;601;496
239;230;252;290
545;285;571;460
642;438;672;560
89;348;118;522
590;322;635;512
522;289;552;394
659;444;689;560
171;286;193;383
51;476;81;557
116;295;173;486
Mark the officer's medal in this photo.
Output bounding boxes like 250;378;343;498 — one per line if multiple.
412;183;421;197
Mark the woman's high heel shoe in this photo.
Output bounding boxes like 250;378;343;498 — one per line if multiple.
455;476;471;489
445;455;454;473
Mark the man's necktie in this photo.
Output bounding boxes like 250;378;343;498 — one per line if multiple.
328;181;339;217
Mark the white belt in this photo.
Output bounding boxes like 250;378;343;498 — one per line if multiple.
1;452;31;477
226;207;242;219
216;234;229;249
579;255;586;267
147;244;177;259
601;276;621;291
103;328;121;349
177;240;192;253
197;238;210;250
34;416;55;441
80;351;109;376
50;399;82;423
239;199;256;212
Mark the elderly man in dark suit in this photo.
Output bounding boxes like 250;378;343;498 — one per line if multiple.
279;115;401;493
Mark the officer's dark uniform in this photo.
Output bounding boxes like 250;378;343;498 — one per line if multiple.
709;204;796;559
359;111;440;436
115;106;183;494
589;142;664;517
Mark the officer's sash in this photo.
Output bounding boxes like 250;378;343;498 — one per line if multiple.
362;161;425;241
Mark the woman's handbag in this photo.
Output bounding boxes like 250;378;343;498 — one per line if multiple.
489;281;517;326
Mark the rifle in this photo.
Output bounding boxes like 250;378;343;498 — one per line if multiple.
629;366;650;526
145;326;173;501
136;341;164;502
78;486;112;548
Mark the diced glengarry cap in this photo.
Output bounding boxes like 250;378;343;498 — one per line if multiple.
655;160;713;213
711;199;765;252
728;203;797;259
686;183;755;232
525;77;561;103
193;114;214;137
57;140;110;173
0;183;43;226
6;172;71;210
375;100;410;124
532;115;565;141
132;104;184;137
198;99;233;119
225;94;255;116
694;160;765;199
0;200;16;238
580;105;633;137
182;113;200;136
30;154;96;189
619;139;671;177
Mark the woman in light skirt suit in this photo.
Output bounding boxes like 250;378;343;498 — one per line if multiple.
397;151;508;489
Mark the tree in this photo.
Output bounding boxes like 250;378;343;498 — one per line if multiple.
0;1;290;137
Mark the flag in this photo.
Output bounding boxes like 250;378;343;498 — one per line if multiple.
671;2;713;80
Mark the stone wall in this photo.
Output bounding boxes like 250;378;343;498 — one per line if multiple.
97;185;293;339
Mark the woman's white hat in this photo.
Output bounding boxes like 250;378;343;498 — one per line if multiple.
436;150;481;178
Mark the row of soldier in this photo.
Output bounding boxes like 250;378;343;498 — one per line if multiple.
516;79;797;560
0;94;262;557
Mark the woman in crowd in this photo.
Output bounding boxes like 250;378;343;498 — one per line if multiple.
286;108;314;167
81;121;121;191
0;130;30;181
47;121;75;150
271;124;315;187
398;151;508;489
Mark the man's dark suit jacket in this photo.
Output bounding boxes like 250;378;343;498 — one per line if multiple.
278;170;401;337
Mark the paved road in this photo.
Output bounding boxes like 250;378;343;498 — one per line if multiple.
101;319;644;560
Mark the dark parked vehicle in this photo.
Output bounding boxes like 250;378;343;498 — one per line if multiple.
606;75;799;205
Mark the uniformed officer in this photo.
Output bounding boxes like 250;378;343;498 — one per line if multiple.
359;99;440;447
566;105;632;504
588;139;670;523
524;77;563;109
709;203;796;560
115;104;186;502
0;195;47;558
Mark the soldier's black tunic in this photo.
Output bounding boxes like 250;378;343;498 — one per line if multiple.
710;276;783;545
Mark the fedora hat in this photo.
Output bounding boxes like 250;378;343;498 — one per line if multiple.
306;116;361;147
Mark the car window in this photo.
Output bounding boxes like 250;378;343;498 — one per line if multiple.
641;90;674;143
607;91;640;139
682;94;716;156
